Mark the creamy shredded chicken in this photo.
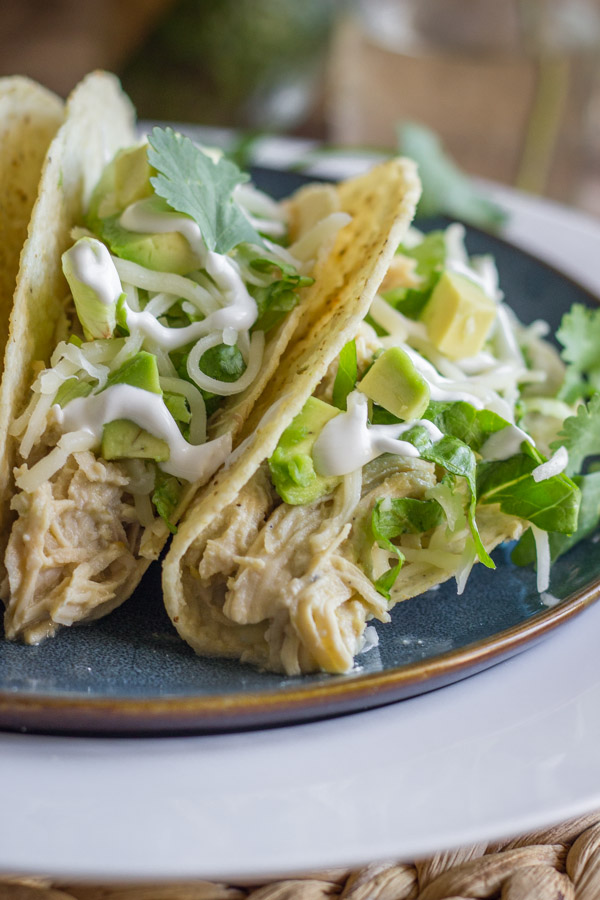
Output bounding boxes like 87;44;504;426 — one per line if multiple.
3;450;145;643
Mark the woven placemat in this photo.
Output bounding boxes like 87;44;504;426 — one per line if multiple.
3;811;600;900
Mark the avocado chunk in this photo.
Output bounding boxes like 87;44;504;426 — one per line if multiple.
269;397;342;505
104;351;162;395
62;237;121;340
102;419;170;462
420;270;496;360
87;144;154;224
93;196;201;275
358;347;430;421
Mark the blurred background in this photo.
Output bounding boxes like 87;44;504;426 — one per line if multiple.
2;0;600;215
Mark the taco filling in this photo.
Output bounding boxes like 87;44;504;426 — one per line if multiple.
164;221;586;676
3;126;352;643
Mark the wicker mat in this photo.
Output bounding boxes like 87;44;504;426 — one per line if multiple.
3;811;600;900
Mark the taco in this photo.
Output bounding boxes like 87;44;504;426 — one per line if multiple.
2;80;416;645
0;76;63;371
162;212;581;675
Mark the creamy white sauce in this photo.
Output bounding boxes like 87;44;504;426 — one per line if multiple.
54;384;231;482
312;391;442;478
480;424;534;461
67;238;123;308
119;200;258;332
120;199;206;259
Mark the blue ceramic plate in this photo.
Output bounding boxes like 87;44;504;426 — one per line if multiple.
1;168;599;736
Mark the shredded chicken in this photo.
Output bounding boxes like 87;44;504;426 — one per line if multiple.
194;457;437;675
3;450;144;643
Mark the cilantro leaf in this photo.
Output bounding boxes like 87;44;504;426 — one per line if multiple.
556;304;600;402
332;340;357;411
550;393;600;477
147;127;265;254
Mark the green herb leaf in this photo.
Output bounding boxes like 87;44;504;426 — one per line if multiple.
423;400;508;452
550;393;600;477
556;305;600;402
371;497;444;598
512;471;600;566
382;231;446;320
147;127;265;254
477;443;581;534
397;122;507;231
152;470;183;534
406;426;494;568
332;340;358;411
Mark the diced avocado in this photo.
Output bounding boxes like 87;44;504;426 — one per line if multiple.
357;347;430;421
94;198;201;275
102;419;170;462
420;270;496;360
104;352;162;395
62;237;121;340
269;397;342;505
87;144;154;224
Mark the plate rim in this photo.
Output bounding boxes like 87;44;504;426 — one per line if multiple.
1;575;598;735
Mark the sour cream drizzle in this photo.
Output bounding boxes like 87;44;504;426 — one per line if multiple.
54;384;232;482
68;238;122;307
313;391;443;478
119;200;258;333
120;199;206;258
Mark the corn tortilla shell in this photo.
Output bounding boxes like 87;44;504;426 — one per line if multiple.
0;72;136;583
162;157;423;663
0;77;64;373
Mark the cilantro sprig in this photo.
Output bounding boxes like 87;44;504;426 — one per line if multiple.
147;127;265;255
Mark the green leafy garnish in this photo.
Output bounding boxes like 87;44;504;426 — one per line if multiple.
477;443;581;534
371;497;444;598
332;340;357;411
556;305;600;402
147;126;265;254
163;391;191;425
512;471;600;566
396;122;507;231
382;231;446;320
423;400;507;452
405;426;494;568
152;470;182;534
53;378;94;408
550;394;600;477
247;257;312;333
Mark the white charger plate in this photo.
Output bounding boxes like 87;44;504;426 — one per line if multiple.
1;161;600;882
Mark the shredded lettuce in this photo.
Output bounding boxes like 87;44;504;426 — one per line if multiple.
371;497;444;598
404;425;494;568
382;231;446;320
